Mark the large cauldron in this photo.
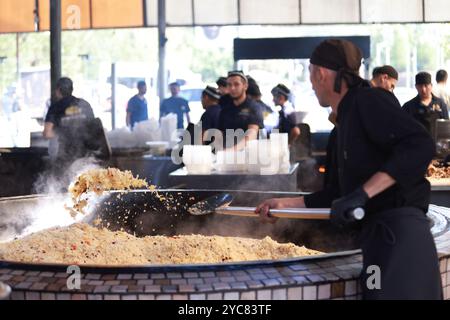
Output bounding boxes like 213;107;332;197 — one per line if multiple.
0;190;360;260
1;190;449;301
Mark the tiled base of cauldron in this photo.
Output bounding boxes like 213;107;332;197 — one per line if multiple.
2;228;450;300
2;253;450;300
1;254;364;300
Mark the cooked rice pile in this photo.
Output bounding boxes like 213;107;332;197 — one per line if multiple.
0;223;321;265
427;161;450;179
67;168;149;215
427;161;450;185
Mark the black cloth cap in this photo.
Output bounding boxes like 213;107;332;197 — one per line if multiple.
203;86;221;100
373;65;399;80
416;72;432;85
216;77;227;87
310;39;363;93
271;84;291;98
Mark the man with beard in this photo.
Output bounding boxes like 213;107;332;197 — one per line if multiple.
403;72;449;138
218;71;264;150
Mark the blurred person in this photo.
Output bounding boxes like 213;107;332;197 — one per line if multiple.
370;65;398;93
1;84;20;120
200;86;222;132
216;77;229;96
246;76;273;115
160;82;190;129
434;69;450;107
218;71;264;150
43;77;95;165
403;72;449;136
126;81;149;129
1;84;23;147
271;84;300;145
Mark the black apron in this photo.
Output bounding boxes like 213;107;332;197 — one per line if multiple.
359;207;442;300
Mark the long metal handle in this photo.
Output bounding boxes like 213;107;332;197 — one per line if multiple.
216;206;365;221
0;282;11;300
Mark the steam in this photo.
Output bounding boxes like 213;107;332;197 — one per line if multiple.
33;157;101;195
0;157;105;239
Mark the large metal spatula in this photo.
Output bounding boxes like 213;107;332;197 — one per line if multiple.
189;193;365;221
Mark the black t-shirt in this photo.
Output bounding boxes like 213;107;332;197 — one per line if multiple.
305;85;435;215
218;95;264;147
200;104;222;131
402;94;449;137
45;96;95;127
218;95;264;131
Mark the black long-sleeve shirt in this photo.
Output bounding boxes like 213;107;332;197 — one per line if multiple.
305;86;435;215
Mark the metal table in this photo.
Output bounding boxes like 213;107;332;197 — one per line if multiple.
168;163;299;192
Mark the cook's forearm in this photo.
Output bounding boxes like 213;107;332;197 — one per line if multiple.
43;122;55;139
363;172;396;199
278;197;306;208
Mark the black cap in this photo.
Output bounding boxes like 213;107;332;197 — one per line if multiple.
216;77;227;87
372;65;398;80
227;70;247;83
137;80;146;88
169;82;180;87
310;39;363;93
416;72;432;85
203;86;221;100
271;84;291;98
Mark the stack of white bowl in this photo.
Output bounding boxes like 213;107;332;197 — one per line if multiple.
247;133;290;175
215;150;247;173
182;145;213;175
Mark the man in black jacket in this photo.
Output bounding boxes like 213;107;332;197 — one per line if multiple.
256;39;442;300
403;72;449;138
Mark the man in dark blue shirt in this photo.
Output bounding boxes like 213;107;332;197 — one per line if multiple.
126;81;149;129
403;72;449;138
218;71;264;150
200;86;221;132
160;82;191;129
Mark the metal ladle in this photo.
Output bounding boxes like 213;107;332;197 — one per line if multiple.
188;193;365;221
